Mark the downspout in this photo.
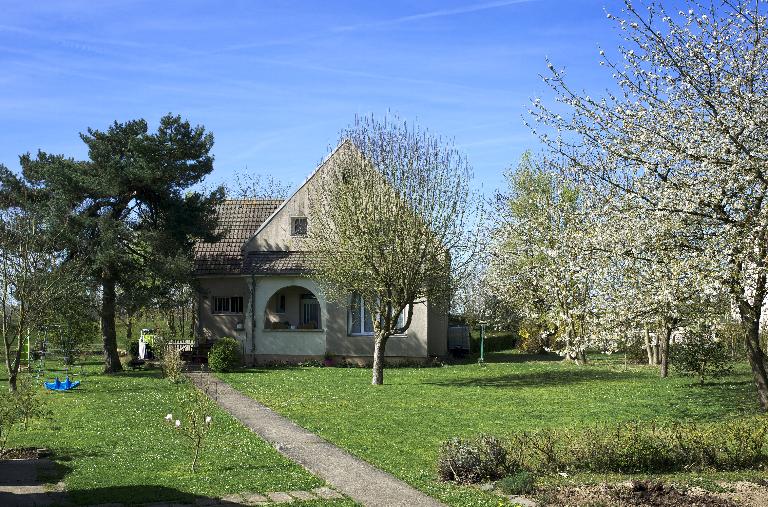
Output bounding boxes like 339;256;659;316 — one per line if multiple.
250;273;257;365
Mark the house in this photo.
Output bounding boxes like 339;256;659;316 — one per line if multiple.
193;144;449;365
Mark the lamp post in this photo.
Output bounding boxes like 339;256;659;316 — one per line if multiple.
478;320;487;365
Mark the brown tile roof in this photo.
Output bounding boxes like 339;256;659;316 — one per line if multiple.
194;199;283;275
243;250;312;275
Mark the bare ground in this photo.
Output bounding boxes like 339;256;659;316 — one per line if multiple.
535;480;768;507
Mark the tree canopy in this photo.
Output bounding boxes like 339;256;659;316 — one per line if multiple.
0;114;222;372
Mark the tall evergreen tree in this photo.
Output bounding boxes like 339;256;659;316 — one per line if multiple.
3;114;222;372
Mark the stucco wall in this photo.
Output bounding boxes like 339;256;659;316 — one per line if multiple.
197;276;248;340
244;176;313;252
199;275;446;362
324;298;429;358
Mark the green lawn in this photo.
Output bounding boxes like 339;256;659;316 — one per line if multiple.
218;351;764;507
4;360;355;506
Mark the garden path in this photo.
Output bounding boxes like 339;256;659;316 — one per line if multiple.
189;371;447;507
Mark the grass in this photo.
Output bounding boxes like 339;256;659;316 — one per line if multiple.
3;359;355;506
218;350;764;507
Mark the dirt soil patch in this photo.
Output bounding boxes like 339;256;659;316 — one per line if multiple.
0;448;48;460
539;480;768;507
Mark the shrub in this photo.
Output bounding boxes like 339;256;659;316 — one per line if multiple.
497;470;536;495
207;337;241;372
517;319;555;354
437;435;509;483
672;325;732;385
162;346;186;383
0;390;20;453
129;340;140;359
0;375;49;453
505;418;768;474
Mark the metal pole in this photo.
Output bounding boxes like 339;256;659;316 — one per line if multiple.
479;321;486;365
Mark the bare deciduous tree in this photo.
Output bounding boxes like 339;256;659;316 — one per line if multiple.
306;115;480;385
0;181;75;391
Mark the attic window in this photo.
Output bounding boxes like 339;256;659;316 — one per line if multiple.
291;217;308;236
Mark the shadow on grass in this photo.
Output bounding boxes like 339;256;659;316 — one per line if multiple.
484;351;562;363
667;379;759;418
1;485;251;506
426;367;639;389
0;458;71;487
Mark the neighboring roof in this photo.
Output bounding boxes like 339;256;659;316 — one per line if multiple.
194;199;283;275
243;250;312;275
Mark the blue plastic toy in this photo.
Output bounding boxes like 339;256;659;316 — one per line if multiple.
44;376;80;391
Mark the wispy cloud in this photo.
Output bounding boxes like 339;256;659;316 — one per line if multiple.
333;0;537;32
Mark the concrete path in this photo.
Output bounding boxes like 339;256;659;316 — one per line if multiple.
0;459;65;506
189;372;446;507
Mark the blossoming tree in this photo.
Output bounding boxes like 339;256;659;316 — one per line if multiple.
532;1;768;407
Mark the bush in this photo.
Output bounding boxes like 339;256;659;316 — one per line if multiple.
517;319;555;354
207;337;241;372
437;435;510;484
129;340;140;359
0;390;21;453
672;325;732;385
497;470;536;495
505;418;768;474
0;375;49;453
162;346;186;383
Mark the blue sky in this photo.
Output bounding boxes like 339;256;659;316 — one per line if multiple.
0;0;622;194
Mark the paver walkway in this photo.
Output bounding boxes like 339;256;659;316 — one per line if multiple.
189;372;446;507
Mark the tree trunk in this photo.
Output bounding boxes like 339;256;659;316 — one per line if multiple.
371;334;388;385
660;325;672;378
101;276;123;373
644;326;654;365
743;311;768;411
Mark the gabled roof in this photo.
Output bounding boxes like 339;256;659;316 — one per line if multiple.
193;199;283;275
247;140;350;244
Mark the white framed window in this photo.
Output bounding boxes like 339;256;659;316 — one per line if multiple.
213;296;243;314
347;293;406;335
291;217;308;236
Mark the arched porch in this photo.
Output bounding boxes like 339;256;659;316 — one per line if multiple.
248;277;328;362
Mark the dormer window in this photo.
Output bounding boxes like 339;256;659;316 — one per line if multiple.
291;217;308;236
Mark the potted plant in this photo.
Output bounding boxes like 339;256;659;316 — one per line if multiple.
323;352;334;367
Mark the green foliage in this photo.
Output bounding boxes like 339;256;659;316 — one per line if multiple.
673;326;733;385
4;114;224;371
128;340;140;359
507;418;768;474
437;435;509;484
207;337;241;372
517;319;556;354
0;388;21;452
0;375;48;452
11;374;50;430
470;329;518;354
497;470;536;495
